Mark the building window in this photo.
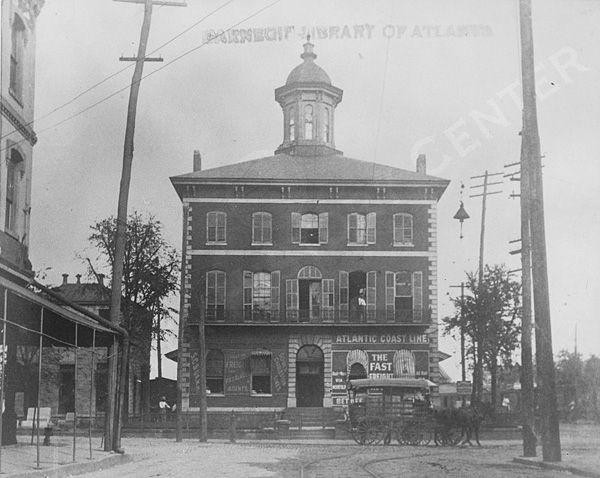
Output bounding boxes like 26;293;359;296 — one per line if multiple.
206;211;226;243
10;15;26;102
251;353;271;394
304;104;313;140
58;364;75;414
288;108;295;141
206;270;226;320
206;350;224;394
393;213;413;246
323;107;330;142
95;362;108;413
5;149;23;233
347;213;376;245
252;212;272;244
291;212;328;245
385;271;423;322
243;271;280;321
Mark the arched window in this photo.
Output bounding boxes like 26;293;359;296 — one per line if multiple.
322;107;330;142
304;104;313;140
206;270;226;320
297;266;322;279
5;149;23;232
206;211;226;243
206;350;224;394
10;15;26;100
393;213;413;246
291;212;328;244
288;108;295;141
252;212;272;244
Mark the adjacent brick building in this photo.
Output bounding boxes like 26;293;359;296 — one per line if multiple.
170;40;449;413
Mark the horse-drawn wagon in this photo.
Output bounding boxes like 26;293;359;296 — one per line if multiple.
345;377;463;446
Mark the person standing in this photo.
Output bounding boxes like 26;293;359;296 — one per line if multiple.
159;396;170;422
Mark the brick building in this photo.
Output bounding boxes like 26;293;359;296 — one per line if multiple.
170;40;449;413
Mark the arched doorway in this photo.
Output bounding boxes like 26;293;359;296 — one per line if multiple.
348;362;368;381
296;345;324;407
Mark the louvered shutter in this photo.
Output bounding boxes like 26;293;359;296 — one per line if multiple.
318;212;328;244
270;271;280;322
322;279;335;322
339;271;349;322
366;271;377;321
291;213;301;244
412;271;423;323
386;272;395;322
366;213;376;244
286;279;298;322
243;271;252;321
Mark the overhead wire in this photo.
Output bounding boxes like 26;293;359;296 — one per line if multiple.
0;0;282;157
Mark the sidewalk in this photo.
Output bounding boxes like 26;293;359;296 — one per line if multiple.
0;434;130;478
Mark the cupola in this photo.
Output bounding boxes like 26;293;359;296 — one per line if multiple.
275;37;343;156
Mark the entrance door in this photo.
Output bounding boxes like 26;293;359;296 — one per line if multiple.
296;345;324;407
299;280;321;321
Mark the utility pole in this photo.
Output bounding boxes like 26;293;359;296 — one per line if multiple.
506;144;536;457
107;0;186;452
469;171;502;403
450;282;468;406
197;296;207;442
519;0;561;462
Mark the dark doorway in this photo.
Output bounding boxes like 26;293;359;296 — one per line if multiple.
58;364;75;414
299;280;321;322
296;345;324;407
348;362;368;381
349;271;366;320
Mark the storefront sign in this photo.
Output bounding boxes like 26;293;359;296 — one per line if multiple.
457;381;472;395
224;351;248;394
335;334;429;345
368;352;393;379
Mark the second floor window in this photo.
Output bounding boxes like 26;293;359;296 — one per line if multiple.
206;270;226;320
393;213;413;246
385;270;423;322
243;271;280;319
292;212;328;245
206;211;226;243
206;349;224;394
252;212;272;244
348;213;376;245
5;149;23;233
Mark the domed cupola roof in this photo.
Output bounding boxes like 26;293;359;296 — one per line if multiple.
285;37;331;85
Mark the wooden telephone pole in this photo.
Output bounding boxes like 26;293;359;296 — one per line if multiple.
106;0;186;452
519;0;561;462
469;171;502;403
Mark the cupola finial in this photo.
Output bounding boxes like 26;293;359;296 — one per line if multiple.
301;35;316;61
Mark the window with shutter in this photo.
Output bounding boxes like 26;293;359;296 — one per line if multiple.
291;213;301;244
366;271;377;321
385;272;395;321
339;271;349;322
243;271;252;321
286;279;299;321
412;271;423;322
322;279;335;321
318;212;328;244
366;213;376;244
271;271;280;322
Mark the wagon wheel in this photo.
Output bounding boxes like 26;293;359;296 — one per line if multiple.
356;418;385;445
439;425;461;446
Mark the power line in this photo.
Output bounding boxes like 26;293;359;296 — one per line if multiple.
0;0;282;157
0;0;236;143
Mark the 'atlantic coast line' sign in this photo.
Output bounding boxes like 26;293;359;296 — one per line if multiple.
335;334;429;344
202;24;494;45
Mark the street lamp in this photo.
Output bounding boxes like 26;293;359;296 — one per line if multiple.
453;201;470;239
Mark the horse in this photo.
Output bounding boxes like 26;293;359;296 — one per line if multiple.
455;402;485;446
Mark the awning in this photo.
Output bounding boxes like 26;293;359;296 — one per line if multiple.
348;378;437;390
0;276;116;347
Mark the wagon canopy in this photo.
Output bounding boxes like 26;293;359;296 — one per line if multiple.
348;378;437;390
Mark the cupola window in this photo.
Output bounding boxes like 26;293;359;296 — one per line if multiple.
304;105;313;140
323;107;330;143
288;108;295;141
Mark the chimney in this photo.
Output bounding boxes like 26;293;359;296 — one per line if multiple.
62;273;68;285
76;274;81;284
193;150;202;172
416;154;426;175
98;273;105;286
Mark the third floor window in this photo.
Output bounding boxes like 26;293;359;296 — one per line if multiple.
292;212;328;245
348;212;376;245
206;211;226;243
393;213;413;246
252;212;272;244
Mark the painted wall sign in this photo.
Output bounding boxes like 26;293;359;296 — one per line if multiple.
334;334;429;345
224;351;248;394
202;24;494;45
272;351;287;394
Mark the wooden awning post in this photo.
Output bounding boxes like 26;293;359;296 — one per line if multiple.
35;308;44;469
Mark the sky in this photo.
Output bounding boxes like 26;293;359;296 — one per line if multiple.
28;0;600;380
